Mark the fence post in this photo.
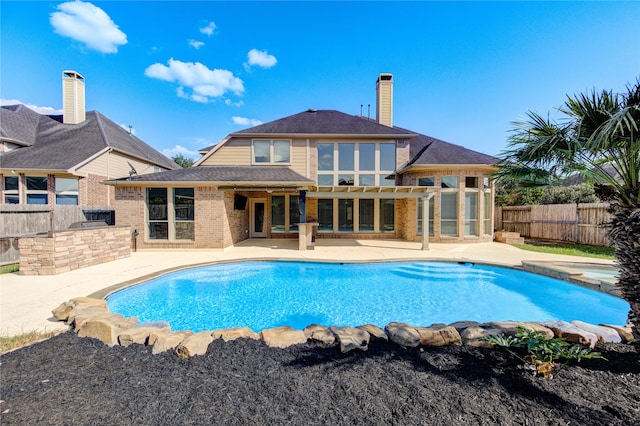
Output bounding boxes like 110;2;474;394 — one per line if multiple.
575;202;580;244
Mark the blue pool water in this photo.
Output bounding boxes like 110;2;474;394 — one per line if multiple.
106;261;630;332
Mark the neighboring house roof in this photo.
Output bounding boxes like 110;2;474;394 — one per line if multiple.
0;104;179;171
401;133;499;170
233;109;417;137
105;165;314;186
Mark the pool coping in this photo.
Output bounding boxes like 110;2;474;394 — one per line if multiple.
521;261;621;297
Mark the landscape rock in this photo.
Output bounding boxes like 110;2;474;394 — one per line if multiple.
260;326;307;348
212;327;260;342
571;321;622;343
304;324;335;345
460;326;503;348
330;326;370;353
449;320;481;331
385;322;420;348
176;331;214;358
599;324;636;343
415;325;462;346
539;320;598;348
118;326;171;347
150;330;194;355
487;321;554;339
357;324;388;341
76;314;137;346
51;297;108;322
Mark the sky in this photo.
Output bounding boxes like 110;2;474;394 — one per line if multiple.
1;1;639;161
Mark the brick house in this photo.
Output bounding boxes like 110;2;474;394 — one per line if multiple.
106;73;498;249
0;71;179;216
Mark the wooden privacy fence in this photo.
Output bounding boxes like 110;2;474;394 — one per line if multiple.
494;203;611;246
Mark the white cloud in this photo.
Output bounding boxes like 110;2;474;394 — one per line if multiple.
189;40;204;49
225;99;244;107
200;21;216;36
1;99;62;115
232;116;263;127
162;145;200;160
145;58;244;103
50;1;127;54
245;49;277;69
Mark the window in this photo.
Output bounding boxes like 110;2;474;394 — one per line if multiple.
338;199;354;232
147;188;168;240
174;188;194;240
418;177;435;187
317;142;396;187
359;144;375;170
271;194;300;233
380;199;395;232
318;199;333;232
417;198;434;236
252;139;291;164
359;199;374;232
3;176;18;204
464;192;478;236
484;192;492;235
146;188;195;241
441;193;458;236
26;176;48;205
318;144;334;171
441;176;458;189
55;177;79;205
465;176;479;188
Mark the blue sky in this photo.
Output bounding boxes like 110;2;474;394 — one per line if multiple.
2;1;639;161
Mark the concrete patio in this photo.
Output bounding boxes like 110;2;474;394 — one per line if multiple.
0;239;617;337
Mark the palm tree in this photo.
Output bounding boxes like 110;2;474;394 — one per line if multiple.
494;80;640;340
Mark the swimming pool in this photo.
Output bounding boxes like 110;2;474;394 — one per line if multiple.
106;261;630;332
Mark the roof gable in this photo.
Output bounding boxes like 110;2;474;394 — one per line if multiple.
0;105;178;171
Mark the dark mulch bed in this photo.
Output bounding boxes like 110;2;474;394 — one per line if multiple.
1;332;638;425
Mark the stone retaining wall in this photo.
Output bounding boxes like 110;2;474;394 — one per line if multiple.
52;298;635;360
19;226;131;275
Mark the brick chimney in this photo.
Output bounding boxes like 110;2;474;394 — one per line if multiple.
375;73;393;127
62;70;85;124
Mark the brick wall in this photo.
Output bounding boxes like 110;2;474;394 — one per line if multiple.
18;225;131;275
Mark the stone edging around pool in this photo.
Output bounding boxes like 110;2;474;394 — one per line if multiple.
52;297;636;359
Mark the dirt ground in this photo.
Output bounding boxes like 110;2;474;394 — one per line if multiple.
1;332;638;425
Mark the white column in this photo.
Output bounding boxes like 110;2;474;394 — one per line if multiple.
422;193;434;250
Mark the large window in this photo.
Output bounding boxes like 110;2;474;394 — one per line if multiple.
417;198;434;236
252;139;291;164
318;198;394;233
359;199;374;232
380;199;395;232
484;192;492;235
464;192;478;236
147;188;194;241
271;194;300;233
26;176;48;205
55;177;79;205
3;176;18;204
174;188;194;240
441;193;458;236
318;199;333;232
317;142;396;187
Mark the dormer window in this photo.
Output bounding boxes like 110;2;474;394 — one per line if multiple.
252;139;291;164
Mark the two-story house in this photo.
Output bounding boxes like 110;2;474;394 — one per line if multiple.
0;71;179;215
106;73;497;249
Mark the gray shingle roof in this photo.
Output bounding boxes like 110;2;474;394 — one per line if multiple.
106;166;314;185
0;105;179;171
234;109;416;136
404;133;498;167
